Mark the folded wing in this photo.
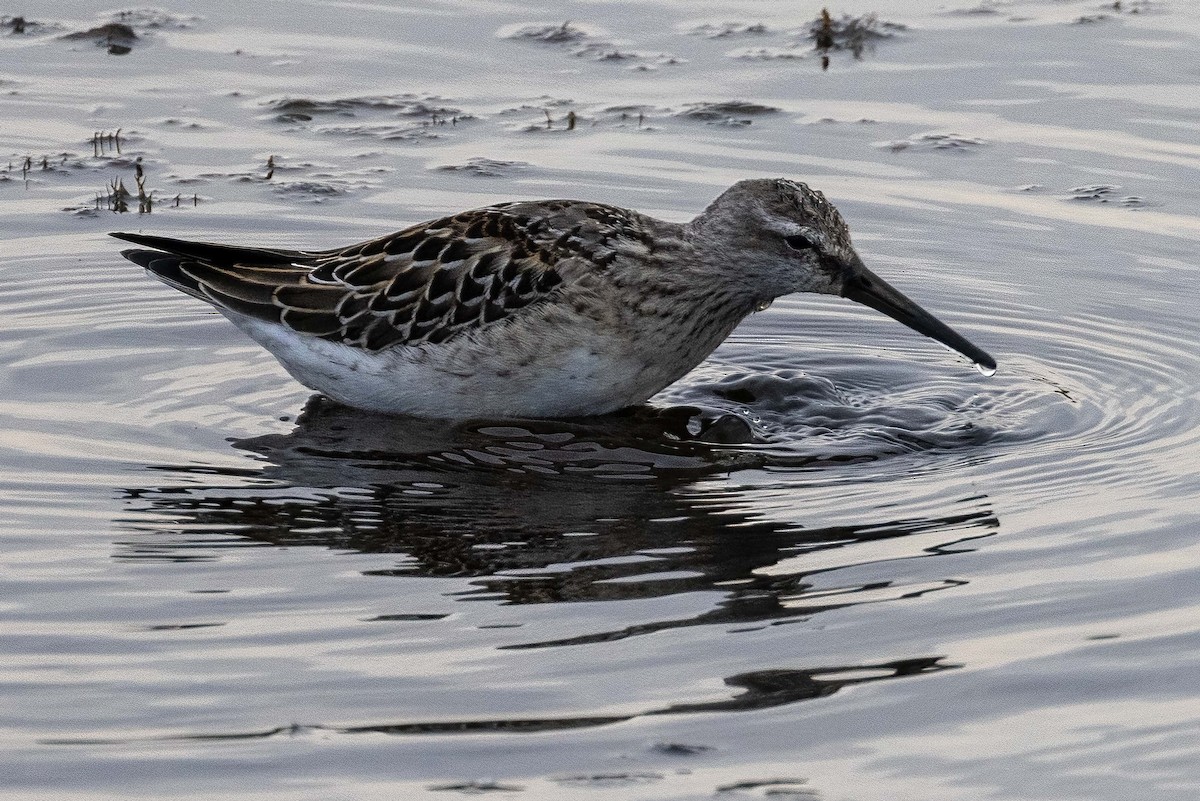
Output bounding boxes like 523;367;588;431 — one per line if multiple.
111;204;604;351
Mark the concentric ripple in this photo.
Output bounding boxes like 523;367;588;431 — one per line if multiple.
654;289;1200;502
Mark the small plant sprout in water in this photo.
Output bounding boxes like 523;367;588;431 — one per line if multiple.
92;129;122;157
99;177;131;213
133;158;152;213
7;153;67;187
541;109;579;130
93;158;162;214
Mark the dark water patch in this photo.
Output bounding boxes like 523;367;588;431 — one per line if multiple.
602;105;666;130
262;94;464;123
156;118;206;130
1069;183;1121;200
1010;182;1155;207
269;179;366;201
60;23;138;55
434;157;531;177
1072;3;1165;25
107;9;203;30
878;131;988;152
677;101;781;126
192;155;326;186
498;21;684;69
429;780;525;793
500;99;660;134
652;741;714;756
553;772;663;787
811;116;879;124
42;655;954;745
573;44;686;69
507;99;790;133
311;122;450;142
684;21;773;39
941;3;1004;16
1067;184;1154;206
54;10;200;53
494;573;979;647
498;96;576;114
717;778;815;797
501;21;594;45
726;46;809;61
512;111;583;133
508;108;585;133
50;8;199;53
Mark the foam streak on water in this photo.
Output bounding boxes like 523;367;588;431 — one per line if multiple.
1;2;1199;800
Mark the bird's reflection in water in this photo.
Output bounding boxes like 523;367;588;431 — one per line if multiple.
123;397;998;631
113;397;999;735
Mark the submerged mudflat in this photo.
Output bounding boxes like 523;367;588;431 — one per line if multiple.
1;1;1198;799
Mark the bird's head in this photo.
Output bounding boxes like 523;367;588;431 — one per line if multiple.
694;178;996;373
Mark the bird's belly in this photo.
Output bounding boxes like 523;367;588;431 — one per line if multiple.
232;316;704;418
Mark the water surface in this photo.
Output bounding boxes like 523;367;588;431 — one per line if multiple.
2;1;1198;799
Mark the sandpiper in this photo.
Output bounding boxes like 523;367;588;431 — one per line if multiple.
114;178;995;418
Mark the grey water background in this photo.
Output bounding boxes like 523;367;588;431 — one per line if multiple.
2;1;1198;799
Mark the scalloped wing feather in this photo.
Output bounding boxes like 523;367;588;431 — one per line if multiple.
116;201;639;351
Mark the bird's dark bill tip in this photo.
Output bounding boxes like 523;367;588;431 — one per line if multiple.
973;353;998;377
843;266;997;377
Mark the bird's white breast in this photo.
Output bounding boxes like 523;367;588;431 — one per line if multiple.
228;313;685;418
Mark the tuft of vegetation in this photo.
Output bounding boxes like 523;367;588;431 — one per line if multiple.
89;157;167;214
98;176;132;213
809;8;905;69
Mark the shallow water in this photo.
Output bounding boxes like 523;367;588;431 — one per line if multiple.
2;1;1199;799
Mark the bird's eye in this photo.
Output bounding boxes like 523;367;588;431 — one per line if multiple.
784;234;818;252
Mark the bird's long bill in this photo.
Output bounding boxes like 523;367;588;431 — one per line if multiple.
842;262;997;373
